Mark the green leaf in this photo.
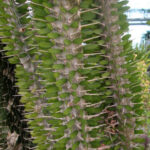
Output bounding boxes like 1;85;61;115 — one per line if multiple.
46;16;56;22
53;64;65;70
71;21;79;28
38;28;51;35
48;32;60;39
73;38;83;44
39;41;52;48
80;0;93;8
102;72;110;78
56;78;67;87
64;39;71;45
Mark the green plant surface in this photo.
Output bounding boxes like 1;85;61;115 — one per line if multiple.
0;42;34;150
0;0;148;150
0;0;34;149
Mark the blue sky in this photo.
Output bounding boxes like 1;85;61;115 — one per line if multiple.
127;0;150;45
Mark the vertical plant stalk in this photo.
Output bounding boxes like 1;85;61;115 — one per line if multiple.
4;0;35;72
100;0;146;149
0;43;33;150
101;0;134;143
0;0;36;149
50;1;86;149
80;0;119;149
80;0;146;149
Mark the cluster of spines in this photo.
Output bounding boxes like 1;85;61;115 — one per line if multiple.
80;0;146;149
25;0;87;149
80;1;114;149
0;0;34;149
0;0;147;150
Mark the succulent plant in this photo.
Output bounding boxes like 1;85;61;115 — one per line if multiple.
0;0;149;150
0;41;33;150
